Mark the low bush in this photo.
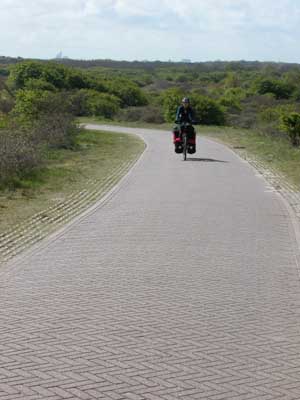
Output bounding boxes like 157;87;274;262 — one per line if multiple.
255;78;295;100
280;112;300;146
0;95;14;114
0;125;43;186
116;105;164;124
104;79;148;107
191;94;225;125
12;90;80;149
70;89;121;118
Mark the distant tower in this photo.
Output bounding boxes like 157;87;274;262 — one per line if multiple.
56;51;63;59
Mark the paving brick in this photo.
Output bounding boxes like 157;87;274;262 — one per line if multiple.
1;125;300;399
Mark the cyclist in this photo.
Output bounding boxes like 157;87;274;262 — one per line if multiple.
173;97;197;154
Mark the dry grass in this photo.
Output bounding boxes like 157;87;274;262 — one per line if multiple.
0;129;145;234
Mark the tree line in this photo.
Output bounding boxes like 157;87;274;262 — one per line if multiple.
1;58;300;189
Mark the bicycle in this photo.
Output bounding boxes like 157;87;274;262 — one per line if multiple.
180;122;192;161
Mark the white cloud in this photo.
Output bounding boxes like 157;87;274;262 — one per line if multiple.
1;0;300;61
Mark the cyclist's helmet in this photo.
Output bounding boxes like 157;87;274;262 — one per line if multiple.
182;97;190;104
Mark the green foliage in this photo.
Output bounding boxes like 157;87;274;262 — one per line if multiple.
0;88;14;114
9;61;147;110
9;61;91;91
104;79;148;107
9;62;44;89
198;72;227;83
85;90;120;118
0;68;9;77
7;58;300;148
131;74;153;87
70;89;120;118
292;87;300;101
176;74;189;83
259;104;296;123
162;89;225;125
0;113;9;128
162;88;184;122
13;89;49;126
219;88;246;111
280;112;300;146
24;78;56;91
116;105;164;124
66;69;89;89
12;89;79;149
224;72;241;88
191;94;225;125
255;78;295;99
0;126;42;185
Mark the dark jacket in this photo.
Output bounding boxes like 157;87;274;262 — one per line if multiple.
175;105;196;124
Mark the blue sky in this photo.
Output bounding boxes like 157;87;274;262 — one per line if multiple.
1;0;300;62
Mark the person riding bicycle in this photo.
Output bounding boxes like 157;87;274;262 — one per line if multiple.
173;97;197;154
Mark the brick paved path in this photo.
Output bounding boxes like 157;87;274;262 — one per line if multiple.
1;125;300;400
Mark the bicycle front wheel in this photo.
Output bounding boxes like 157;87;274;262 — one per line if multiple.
183;134;187;161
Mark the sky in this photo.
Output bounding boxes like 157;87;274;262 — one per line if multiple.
1;0;300;62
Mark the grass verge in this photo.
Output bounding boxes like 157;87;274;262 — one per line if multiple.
0;129;145;235
200;126;300;188
79;118;300;189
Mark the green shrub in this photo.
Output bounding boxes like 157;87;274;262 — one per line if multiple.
259;104;296;123
0;90;14;114
13;89;49;126
280;112;300;146
104;79;148;107
219;88;246;111
9;61;91;91
0;125;43;185
86;91;120;118
292;87;300;101
191;94;225;125
176;74;189;83
12;90;79;149
162;88;184;122
116;105;164;124
71;89;120;118
24;78;56;91
255;78;295;100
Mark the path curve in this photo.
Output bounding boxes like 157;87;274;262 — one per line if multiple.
1;125;300;399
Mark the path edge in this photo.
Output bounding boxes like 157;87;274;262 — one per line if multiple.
205;135;300;270
1;130;148;279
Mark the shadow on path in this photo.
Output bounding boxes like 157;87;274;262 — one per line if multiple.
186;157;228;163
